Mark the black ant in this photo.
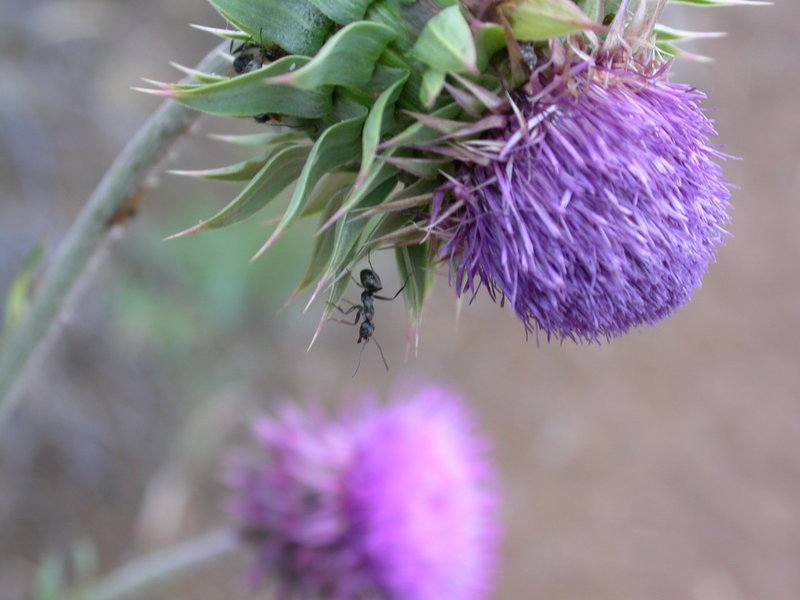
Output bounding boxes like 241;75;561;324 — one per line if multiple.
330;262;409;377
230;32;285;123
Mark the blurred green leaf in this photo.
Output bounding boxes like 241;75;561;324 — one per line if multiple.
308;0;373;23
206;0;332;55
412;5;478;74
396;242;436;324
500;0;601;40
168;144;311;236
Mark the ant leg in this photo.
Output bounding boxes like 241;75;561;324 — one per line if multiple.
373;272;413;301
372;337;390;371
349;270;364;289
327;302;362;325
352;342;368;378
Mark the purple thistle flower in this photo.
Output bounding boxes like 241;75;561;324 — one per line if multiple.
434;60;731;342
226;386;499;600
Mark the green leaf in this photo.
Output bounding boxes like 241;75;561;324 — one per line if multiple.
254;110;368;257
289;185;349;303
474;22;507;71
300;170;358;218
322;160;400;231
396;242;436;324
412;5;478;74
356;72;409;190
208;130;306;146
169;151;279;182
420;68;446;107
379;102;462;148
308;0;373;24
322;177;398;290
168;144;311;237
206;0;332;55
654;23;726;42
3;244;43;344
172;56;333;119
269;21;397;90
500;0;602;40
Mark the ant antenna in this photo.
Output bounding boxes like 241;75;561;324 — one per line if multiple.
352;338;389;378
372;337;389;371
353;342;368;378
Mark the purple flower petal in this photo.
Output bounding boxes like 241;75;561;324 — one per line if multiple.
435;62;732;342
227;386;500;600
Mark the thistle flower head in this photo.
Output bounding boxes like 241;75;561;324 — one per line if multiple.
432;58;732;341
147;0;757;340
227;386;499;600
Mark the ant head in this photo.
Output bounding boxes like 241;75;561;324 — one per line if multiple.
360;269;382;291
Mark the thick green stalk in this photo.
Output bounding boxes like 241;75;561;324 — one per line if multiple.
74;530;239;600
0;44;230;426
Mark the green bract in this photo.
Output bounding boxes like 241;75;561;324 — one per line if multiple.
142;0;750;331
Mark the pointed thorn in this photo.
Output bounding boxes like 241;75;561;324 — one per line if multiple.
132;86;174;99
250;230;281;263
318;211;345;234
280;288;304;312
304;279;328;313
166;169;203;178
307;317;326;352
163;223;205;241
140;78;173;88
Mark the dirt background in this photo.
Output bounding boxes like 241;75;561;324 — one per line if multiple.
0;2;798;599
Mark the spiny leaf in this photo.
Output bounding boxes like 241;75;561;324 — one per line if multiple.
321;177;398;289
321;160;400;231
189;24;251;41
420;68;446;107
271;21;397;90
288;185;349;306
208;130;306;146
172;55;333;119
654;23;726;42
169;62;228;83
253;110;368;259
206;0;332;56
499;0;602;40
395;242;436;325
169;151;279;182
356;71;409;190
300;170;358;218
167;144;311;238
379;102;462;149
412;4;478;74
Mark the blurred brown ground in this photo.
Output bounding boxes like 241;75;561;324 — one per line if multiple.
0;2;798;599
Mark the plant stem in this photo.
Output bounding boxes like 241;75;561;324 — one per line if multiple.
77;529;240;600
0;44;230;425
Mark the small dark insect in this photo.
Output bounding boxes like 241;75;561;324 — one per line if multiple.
329;263;409;377
230;33;286;123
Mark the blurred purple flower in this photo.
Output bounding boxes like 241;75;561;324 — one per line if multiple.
435;61;731;342
226;385;499;600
